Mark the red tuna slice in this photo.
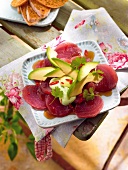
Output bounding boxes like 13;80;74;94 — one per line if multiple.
55;42;82;59
74;82;96;104
43;58;52;67
39;79;51;95
33;58;52;69
22;85;47;110
95;64;118;92
45;94;73;117
74;96;104;118
84;82;96;91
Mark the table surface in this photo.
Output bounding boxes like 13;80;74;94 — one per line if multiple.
0;0;127;140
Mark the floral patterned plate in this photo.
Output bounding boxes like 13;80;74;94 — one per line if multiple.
22;40;120;128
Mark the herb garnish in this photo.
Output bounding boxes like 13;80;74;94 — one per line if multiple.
71;57;86;69
51;86;63;99
91;69;103;80
83;87;95;101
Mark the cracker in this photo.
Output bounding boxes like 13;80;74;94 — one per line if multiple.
26;3;41;23
36;0;68;8
20;2;40;26
29;0;51;18
11;0;28;7
17;6;21;13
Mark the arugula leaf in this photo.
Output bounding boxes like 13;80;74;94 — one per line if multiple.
83;87;95;101
51;87;63;98
71;57;86;69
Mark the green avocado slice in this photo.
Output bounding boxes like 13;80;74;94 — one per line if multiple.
45;68;65;78
28;67;55;81
46;46;58;67
68;72;103;97
52;58;72;74
78;62;99;81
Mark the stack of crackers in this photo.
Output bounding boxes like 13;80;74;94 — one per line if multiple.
11;0;68;26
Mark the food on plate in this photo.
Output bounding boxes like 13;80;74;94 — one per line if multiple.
20;2;34;26
29;0;51;18
36;0;68;8
95;64;118;92
22;42;118;119
26;3;41;24
17;6;21;14
11;0;28;7
22;84;47;110
11;0;68;26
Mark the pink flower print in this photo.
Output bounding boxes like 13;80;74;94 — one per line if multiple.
54;36;65;48
41;35;65;51
107;52;128;69
4;73;24;92
5;87;23;110
41;44;47;51
90;15;99;32
117;37;128;49
74;20;86;29
99;42;112;54
3;73;24;110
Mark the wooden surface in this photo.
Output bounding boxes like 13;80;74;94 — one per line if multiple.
0;0;126;142
0;28;30;67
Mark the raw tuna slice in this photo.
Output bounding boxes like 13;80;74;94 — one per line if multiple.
39;79;51;95
22;85;47;110
74;96;103;118
45;94;73;117
95;64;118;92
74;82;96;104
33;58;52;69
55;42;82;59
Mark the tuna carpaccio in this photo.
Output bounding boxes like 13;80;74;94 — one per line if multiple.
22;42;118;118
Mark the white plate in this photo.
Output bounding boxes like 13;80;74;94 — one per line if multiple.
0;0;59;27
22;40;120;128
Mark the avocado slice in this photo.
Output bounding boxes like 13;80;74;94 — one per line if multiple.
68;69;78;80
28;67;55;81
52;58;72;74
78;62;99;81
68;72;102;97
45;68;65;78
46;46;58;67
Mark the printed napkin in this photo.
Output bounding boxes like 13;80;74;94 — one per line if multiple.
0;7;128;161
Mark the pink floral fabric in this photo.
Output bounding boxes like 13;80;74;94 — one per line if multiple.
35;134;52;161
99;42;128;69
2;73;24;110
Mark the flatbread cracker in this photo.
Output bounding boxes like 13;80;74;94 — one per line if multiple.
20;2;40;26
11;0;28;7
29;0;51;18
17;6;21;13
36;0;68;8
26;3;41;23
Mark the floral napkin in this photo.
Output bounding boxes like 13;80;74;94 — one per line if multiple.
0;7;128;161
